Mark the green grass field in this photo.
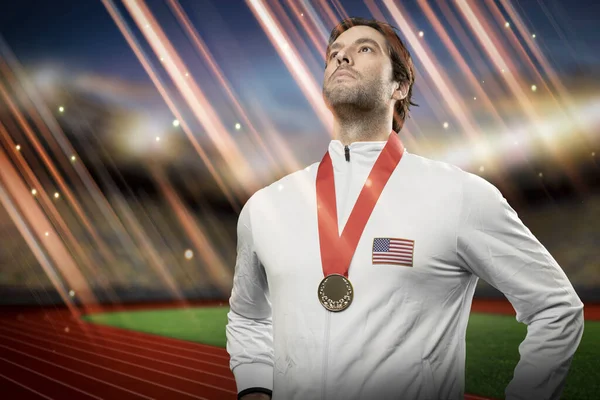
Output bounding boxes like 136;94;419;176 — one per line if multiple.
82;307;599;399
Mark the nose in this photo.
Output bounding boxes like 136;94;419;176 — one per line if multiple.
335;51;350;65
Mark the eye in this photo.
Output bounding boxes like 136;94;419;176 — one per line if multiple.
360;46;373;53
329;51;338;60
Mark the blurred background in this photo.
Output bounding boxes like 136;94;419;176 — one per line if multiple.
0;0;598;308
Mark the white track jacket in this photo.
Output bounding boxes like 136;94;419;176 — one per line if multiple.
226;138;584;400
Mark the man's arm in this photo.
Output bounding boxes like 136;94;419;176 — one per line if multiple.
456;172;584;400
226;196;274;400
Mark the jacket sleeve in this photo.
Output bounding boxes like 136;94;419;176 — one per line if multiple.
456;172;584;400
226;195;274;397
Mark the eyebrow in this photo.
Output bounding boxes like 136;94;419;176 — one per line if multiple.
328;37;383;55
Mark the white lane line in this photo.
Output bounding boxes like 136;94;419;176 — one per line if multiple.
0;372;55;400
80;320;229;358
0;346;154;399
0;357;103;400
1;321;232;381
14;318;230;367
40;312;229;355
0;327;230;397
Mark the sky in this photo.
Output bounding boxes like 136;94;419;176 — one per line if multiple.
2;0;598;76
1;0;599;199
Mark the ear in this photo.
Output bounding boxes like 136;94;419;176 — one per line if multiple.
392;81;409;101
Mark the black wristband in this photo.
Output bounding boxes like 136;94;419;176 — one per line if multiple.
238;387;272;399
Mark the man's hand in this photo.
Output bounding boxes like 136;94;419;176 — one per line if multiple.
239;394;271;400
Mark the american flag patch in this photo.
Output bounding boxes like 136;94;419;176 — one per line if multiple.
372;237;414;267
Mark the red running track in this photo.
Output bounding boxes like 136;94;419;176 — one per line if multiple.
1;299;597;399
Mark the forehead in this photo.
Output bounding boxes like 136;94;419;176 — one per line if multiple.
330;25;387;50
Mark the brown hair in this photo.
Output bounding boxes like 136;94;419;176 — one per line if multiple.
326;17;417;132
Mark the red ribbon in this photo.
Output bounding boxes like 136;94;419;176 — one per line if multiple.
317;132;404;278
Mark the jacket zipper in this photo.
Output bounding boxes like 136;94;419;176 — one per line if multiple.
321;311;331;400
322;144;351;399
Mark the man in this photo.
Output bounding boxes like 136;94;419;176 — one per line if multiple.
225;17;584;400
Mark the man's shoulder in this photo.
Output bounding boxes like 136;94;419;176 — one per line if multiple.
243;161;320;209
403;151;468;181
403;151;501;198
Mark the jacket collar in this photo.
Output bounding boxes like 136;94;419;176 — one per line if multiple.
326;132;405;172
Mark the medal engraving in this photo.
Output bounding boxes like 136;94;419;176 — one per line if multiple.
318;274;353;312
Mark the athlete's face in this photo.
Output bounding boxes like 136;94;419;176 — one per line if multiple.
323;26;400;113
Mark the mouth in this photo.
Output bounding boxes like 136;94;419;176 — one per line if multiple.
331;69;355;80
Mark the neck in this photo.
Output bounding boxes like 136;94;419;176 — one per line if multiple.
332;108;393;146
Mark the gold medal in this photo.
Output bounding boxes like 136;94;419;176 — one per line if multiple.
318;273;353;312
